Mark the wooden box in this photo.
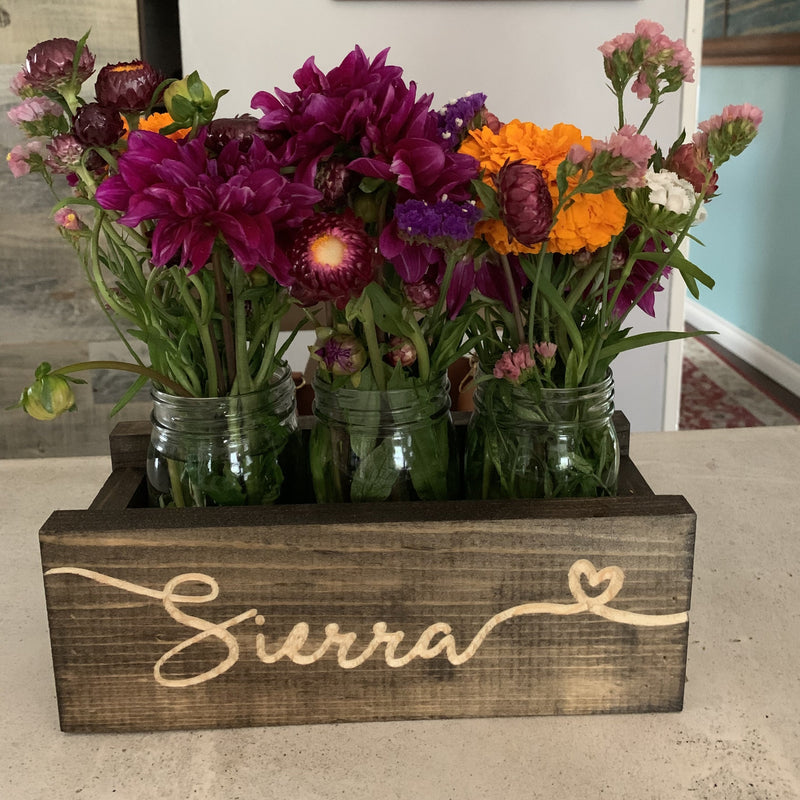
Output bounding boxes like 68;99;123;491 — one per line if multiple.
39;413;695;733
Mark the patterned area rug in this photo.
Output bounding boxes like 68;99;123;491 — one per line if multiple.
679;337;800;430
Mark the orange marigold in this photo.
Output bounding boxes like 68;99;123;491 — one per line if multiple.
123;112;189;141
459;119;628;255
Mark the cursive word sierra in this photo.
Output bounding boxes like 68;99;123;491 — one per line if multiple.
44;560;688;688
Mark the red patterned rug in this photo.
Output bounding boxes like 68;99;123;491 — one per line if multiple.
679;337;800;430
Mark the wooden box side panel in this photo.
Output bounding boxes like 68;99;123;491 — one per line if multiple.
40;499;695;733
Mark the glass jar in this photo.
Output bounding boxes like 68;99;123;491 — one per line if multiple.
309;373;460;503
465;372;619;499
146;364;303;507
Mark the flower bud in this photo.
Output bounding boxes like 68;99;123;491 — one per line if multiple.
12;363;77;421
163;71;223;128
666;143;718;199
73;102;125;147
385;337;417;369
23;37;95;93
312;333;366;376
95;60;163;112
495;160;552;247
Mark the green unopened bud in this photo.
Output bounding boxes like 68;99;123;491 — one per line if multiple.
10;362;78;421
163;71;227;128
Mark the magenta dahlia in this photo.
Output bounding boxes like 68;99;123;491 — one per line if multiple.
94;129;321;277
287;212;378;308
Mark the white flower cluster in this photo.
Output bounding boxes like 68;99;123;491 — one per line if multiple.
645;168;707;224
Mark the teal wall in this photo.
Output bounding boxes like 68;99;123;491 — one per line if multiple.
695;66;800;364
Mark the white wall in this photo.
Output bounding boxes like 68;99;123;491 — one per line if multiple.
179;0;696;431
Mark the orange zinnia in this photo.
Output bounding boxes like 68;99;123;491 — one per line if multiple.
459;120;628;255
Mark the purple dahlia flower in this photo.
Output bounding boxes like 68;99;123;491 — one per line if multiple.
95;129;321;277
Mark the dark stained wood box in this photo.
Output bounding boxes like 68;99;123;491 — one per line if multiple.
38;413;695;733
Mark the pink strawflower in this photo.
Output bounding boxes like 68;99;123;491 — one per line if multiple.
54;207;83;231
45;133;85;174
6;141;44;177
493;345;535;383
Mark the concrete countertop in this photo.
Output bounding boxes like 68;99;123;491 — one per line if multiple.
2;426;798;799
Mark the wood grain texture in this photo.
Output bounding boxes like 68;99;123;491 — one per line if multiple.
40;489;695;732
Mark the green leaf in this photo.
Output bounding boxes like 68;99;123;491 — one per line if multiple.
360;283;417;339
109;373;148;417
350;438;399;502
471;178;499;218
598;329;716;360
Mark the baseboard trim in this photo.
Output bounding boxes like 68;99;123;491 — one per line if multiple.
684;300;800;396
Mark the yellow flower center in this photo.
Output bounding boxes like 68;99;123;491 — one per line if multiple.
311;234;347;270
112;63;143;73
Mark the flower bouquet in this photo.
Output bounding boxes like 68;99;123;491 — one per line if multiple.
447;20;760;499
7;34;321;506
8;22;762;507
250;48;489;502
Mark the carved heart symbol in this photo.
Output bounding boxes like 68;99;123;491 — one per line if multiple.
567;559;625;608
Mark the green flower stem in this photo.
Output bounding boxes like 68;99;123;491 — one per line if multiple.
253;320;282;391
212;248;236;393
231;267;253;394
500;253;526;347
167;458;187;507
88;213;139;325
174;271;218;395
360;297;386;391
51;361;193;397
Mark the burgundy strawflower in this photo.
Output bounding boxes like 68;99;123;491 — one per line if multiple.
666;142;718;199
95;60;163;112
23;38;95;92
287;212;378;308
205;115;279;155
495;160;552;246
404;273;440;309
46;133;85;173
95;129;321;277
72;102;125;147
314;156;357;209
386;336;417;368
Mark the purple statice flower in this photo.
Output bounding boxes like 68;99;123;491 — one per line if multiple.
395;198;482;243
95;129;321;277
437;92;487;148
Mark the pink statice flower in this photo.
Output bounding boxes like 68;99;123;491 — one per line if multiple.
7;96;63;125
697;104;764;166
6;141;45;177
9;69;33;97
572;125;655;189
493;344;535;383
600;19;694;101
